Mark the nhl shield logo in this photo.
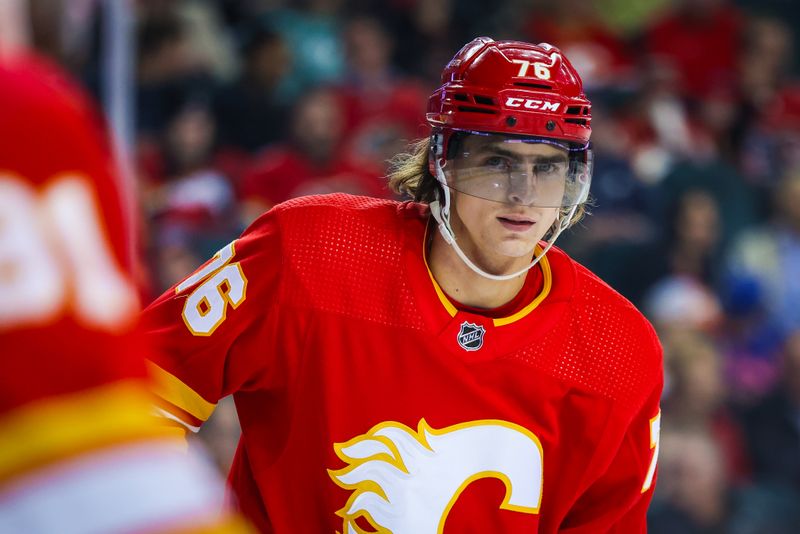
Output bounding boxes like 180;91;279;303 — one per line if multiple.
457;321;486;351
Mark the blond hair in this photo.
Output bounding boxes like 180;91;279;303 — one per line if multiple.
387;137;589;230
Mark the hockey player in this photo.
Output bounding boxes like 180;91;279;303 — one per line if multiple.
143;37;663;533
0;42;248;534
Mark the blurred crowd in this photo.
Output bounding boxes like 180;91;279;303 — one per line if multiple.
32;0;800;531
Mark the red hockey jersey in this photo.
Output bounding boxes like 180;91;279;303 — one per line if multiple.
144;194;663;533
0;55;246;533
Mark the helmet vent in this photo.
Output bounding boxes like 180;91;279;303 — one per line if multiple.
457;106;497;115
513;81;552;90
454;93;469;101
473;95;496;106
565;118;589;126
566;106;582;115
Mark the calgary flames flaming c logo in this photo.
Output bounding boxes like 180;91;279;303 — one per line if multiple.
328;419;544;534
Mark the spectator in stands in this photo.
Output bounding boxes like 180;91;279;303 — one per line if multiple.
648;426;732;533
214;27;291;155
715;271;784;403
649;423;800;533
641;189;724;324
660;330;750;483
261;0;347;102
738;17;800;196
143;99;240;290
725;170;800;340
136;8;214;137
520;0;634;89
743;330;800;492
644;0;743;100
335;15;427;176
239;86;387;223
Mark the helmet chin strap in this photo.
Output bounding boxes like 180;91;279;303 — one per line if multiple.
430;156;576;282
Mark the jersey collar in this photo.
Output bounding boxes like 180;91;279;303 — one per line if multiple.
421;223;553;327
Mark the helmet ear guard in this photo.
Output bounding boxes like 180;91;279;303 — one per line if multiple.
428;129;466;175
428;131;444;177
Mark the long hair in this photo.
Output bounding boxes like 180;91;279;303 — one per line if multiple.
387;137;590;230
387;137;438;203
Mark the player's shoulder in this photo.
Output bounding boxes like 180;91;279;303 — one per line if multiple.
241;194;424;323
272;192;405;217
261;193;418;239
545;247;662;408
1;54;114;190
241;192;418;267
1;54;94;125
561;249;656;339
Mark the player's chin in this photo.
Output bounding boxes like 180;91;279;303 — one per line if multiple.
495;239;539;259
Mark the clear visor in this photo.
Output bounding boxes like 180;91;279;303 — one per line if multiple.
442;131;593;208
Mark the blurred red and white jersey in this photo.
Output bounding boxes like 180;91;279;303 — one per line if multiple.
0;54;248;533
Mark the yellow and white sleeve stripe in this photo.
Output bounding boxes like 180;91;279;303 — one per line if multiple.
147;362;218;432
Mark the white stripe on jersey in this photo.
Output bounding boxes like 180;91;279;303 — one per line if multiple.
153;406;202;433
0;439;226;533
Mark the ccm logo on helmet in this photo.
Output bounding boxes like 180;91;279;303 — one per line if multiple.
505;98;560;112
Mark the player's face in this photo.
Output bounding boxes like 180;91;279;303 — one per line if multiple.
447;136;563;269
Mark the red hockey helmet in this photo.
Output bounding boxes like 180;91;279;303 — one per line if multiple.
427;37;592;146
427;38;593;210
425;38;593;280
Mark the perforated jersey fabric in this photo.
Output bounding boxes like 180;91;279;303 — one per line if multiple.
277;194;426;331
506;264;660;412
144;193;663;534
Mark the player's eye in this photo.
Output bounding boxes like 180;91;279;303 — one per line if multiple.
533;161;566;177
483;156;512;171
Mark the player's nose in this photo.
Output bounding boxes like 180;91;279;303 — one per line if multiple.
507;170;537;205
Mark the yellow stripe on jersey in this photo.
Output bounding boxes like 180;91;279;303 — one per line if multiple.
165;515;255;534
0;381;167;481
422;224;459;318
423;226;553;326
147;361;217;423
427;267;459;318
493;247;552;327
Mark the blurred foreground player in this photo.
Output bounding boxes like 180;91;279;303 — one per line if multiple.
144;37;663;532
0;36;248;534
